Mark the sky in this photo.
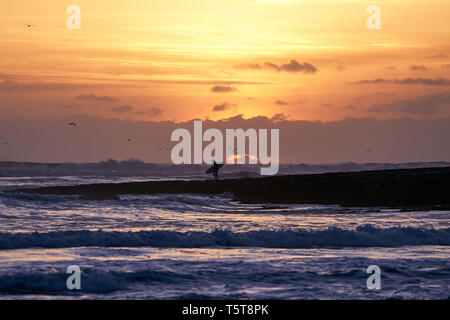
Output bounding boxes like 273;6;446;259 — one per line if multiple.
0;0;449;163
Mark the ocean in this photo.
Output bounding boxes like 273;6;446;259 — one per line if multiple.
0;160;449;299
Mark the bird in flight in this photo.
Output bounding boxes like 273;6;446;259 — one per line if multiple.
22;24;37;28
366;148;373;152
1;142;8;146
67;122;77;127
127;138;132;142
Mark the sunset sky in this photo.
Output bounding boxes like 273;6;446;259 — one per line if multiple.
0;0;449;163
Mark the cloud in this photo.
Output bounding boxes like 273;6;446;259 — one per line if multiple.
281;60;317;73
425;54;448;59
59;104;79;110
264;62;281;71
210;86;237;93
111;105;133;113
265;60;318;73
136;108;162;117
396;78;449;85
367;106;383;113
236;63;262;70
237;60;318;74
369;91;450;115
352;79;391;84
275;100;290;105
0;80;86;93
212;102;236;112
2;114;450;164
409;65;428;71
351;78;450;86
353;96;366;102
75;93;118;102
147;107;162;117
270;113;288;122
442;64;450;69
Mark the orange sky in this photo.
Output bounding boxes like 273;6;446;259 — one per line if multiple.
0;0;449;122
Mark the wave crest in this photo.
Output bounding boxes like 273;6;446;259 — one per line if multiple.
1;225;449;249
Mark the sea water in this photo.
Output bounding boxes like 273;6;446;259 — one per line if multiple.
0;162;448;299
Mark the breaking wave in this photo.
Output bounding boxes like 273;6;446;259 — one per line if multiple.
1;226;449;250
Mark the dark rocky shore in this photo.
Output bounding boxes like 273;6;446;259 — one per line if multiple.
9;167;450;207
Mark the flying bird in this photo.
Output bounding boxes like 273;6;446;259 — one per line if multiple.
366;148;373;152
67;122;77;126
22;24;37;28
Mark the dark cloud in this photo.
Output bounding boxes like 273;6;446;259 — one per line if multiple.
111;105;133;113
212;102;236;112
147;107;162;117
370;91;450;115
2;114;450;163
237;60;318;74
75;93;118;102
0;80;86;93
270;113;288;122
396;78;450;86
264;62;281;71
351;78;450;86
210;86;237;93
353;96;366;101
409;65;428;71
265;60;318;73
136;108;162;117
367;106;383;113
352;79;390;84
425;54;448;59
59;104;78;110
281;60;317;73
275;100;290;105
235;63;262;70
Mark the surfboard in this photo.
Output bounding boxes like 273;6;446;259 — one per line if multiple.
205;163;224;174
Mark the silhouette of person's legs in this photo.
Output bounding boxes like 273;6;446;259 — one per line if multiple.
213;171;219;180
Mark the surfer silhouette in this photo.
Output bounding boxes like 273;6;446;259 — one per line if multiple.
206;161;223;180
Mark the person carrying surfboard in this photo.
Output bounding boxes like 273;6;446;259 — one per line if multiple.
206;160;223;180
